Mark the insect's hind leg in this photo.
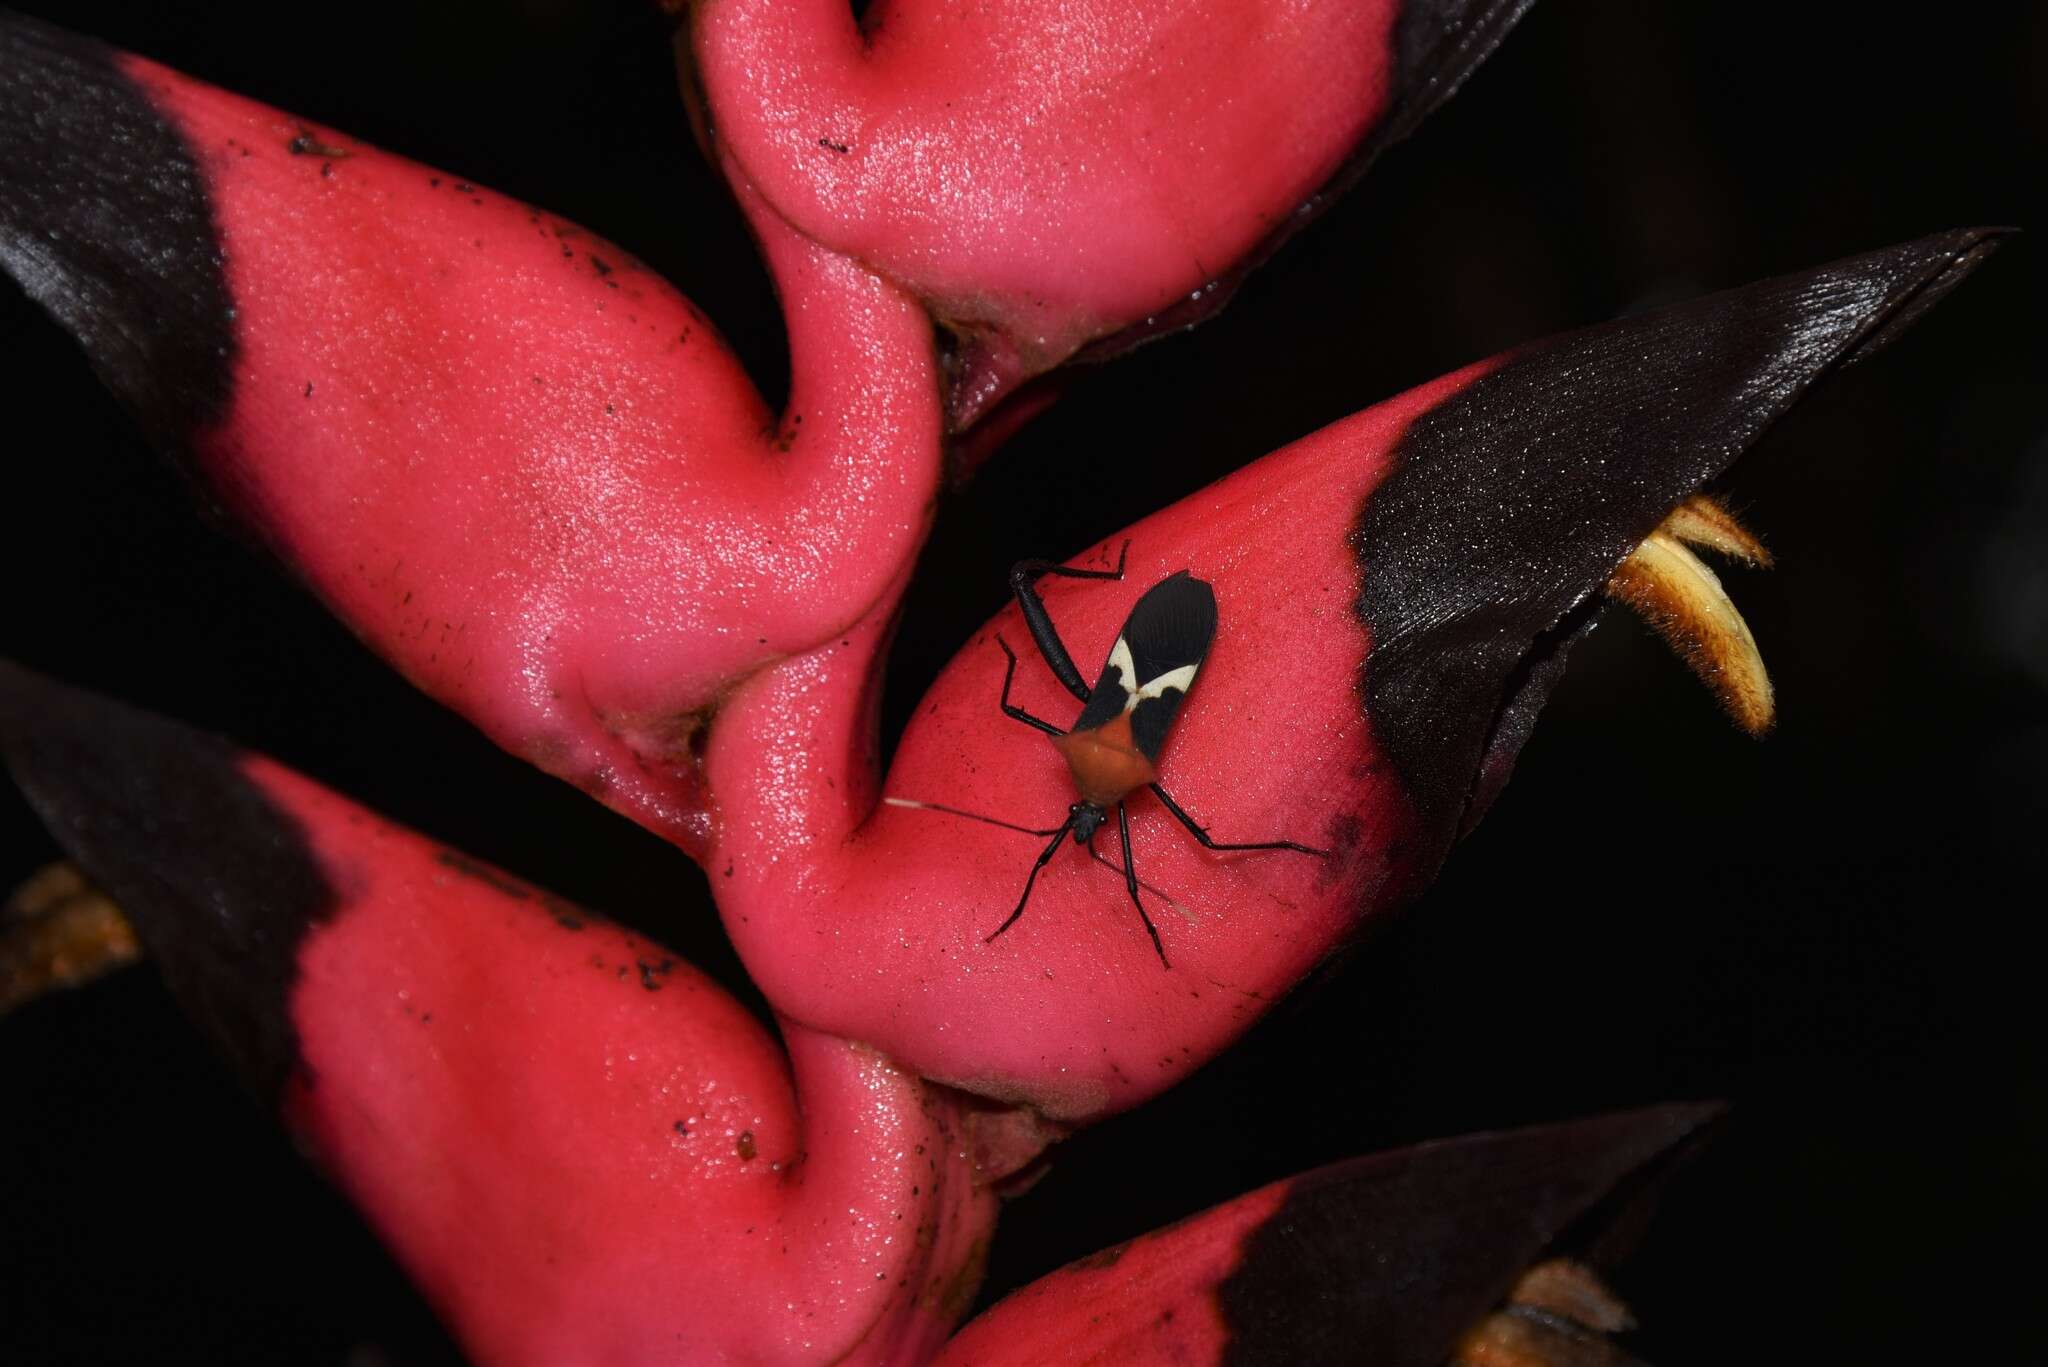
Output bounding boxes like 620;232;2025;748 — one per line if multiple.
1149;783;1329;857
1009;539;1129;702
984;813;1078;943
1115;802;1170;968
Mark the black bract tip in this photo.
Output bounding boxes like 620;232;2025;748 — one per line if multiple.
1354;229;2006;871
0;662;331;1102
0;11;235;454
1374;0;1541;156
1217;1101;1725;1367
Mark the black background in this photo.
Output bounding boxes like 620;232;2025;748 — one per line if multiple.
3;2;2042;1362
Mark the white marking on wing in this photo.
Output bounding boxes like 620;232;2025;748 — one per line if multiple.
1105;638;1137;698
1130;663;1198;708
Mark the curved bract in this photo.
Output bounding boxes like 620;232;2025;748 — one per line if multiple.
0;664;996;1366
688;0;1536;427
0;15;943;855
706;233;2001;1121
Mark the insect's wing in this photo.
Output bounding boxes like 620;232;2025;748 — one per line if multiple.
1071;640;1135;732
1068;571;1217;755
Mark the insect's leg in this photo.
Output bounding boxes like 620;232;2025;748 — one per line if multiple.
1008;539;1130;702
1148;783;1330;857
1118;802;1170;968
984;813;1078;943
1084;844;1178;904
996;636;1067;737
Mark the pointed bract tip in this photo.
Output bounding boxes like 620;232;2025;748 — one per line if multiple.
0;12;236;454
0;662;330;1099
1216;1102;1725;1367
1379;0;1542;150
1354;231;2002;867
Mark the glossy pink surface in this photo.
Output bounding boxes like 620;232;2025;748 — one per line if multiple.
130;57;943;853
689;0;1400;423
252;755;995;1365
706;370;1480;1121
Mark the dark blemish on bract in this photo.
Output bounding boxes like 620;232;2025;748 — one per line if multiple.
637;956;675;991
286;130;349;159
1072;1241;1130;1273
818;137;850;154
736;1131;757;1161
589;254;613;277
435;848;532;901
435;848;590;930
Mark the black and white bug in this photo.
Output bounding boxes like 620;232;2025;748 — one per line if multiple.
894;543;1326;968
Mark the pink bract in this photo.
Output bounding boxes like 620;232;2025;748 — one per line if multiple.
689;0;1532;426
0;5;2006;1363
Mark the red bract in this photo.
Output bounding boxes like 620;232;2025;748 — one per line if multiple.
108;43;939;855
689;0;1534;427
0;663;995;1365
0;5;2005;1363
709;231;1997;1120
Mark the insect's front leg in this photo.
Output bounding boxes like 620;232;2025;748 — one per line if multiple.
996;637;1068;737
1008;539;1129;701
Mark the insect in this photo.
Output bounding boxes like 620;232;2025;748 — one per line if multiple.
895;543;1327;968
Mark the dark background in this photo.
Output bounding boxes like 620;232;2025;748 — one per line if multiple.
3;1;2041;1361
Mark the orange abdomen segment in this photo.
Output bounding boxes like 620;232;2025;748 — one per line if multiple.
1052;714;1157;807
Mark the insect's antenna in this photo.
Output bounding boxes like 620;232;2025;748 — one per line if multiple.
884;796;1065;837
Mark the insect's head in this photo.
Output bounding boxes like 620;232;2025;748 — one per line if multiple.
1068;802;1107;844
